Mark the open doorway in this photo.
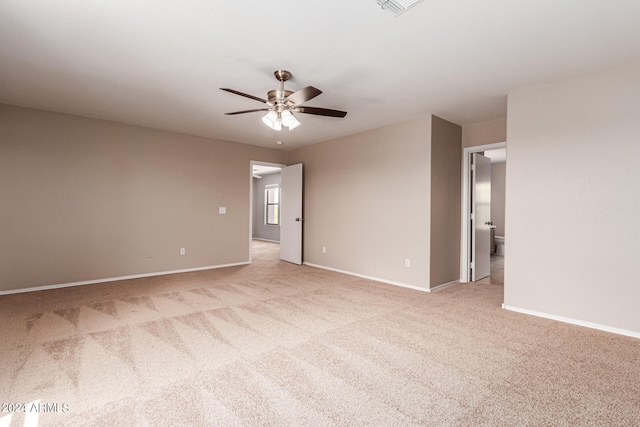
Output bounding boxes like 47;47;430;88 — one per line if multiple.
460;142;506;284
249;161;284;263
249;161;304;265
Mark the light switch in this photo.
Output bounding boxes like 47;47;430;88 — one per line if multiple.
219;207;226;214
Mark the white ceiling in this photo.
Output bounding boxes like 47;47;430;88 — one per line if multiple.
484;148;506;163
1;1;639;150
252;165;282;177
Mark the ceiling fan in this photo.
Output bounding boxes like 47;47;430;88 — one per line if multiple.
220;70;347;131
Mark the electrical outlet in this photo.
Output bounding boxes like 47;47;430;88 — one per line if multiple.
322;246;327;253
180;248;186;255
219;207;226;214
147;251;153;259
405;258;411;267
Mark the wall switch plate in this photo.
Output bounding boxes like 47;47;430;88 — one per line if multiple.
405;258;411;267
180;248;185;255
322;246;327;253
219;207;226;214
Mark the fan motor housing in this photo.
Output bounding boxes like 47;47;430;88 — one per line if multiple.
267;89;293;103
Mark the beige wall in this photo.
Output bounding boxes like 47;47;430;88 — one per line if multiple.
462;117;506;148
0;104;286;292
490;161;506;237
505;60;640;334
430;116;462;288
288;116;432;290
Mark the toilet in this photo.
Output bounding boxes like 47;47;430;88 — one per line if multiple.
494;236;505;256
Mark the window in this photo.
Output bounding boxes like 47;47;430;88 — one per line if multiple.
265;184;279;225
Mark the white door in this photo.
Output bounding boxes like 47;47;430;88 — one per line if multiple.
280;163;303;264
471;153;491;281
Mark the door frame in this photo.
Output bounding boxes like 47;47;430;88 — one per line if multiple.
460;141;506;283
249;160;286;263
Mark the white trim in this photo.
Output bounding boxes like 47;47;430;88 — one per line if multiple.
304;262;430;292
502;304;640;340
430;279;459;291
0;262;250;296
460;141;506;283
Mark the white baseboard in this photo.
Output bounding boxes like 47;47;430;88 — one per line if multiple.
252;238;280;243
0;262;250;296
502;304;640;339
303;262;430;293
430;280;459;291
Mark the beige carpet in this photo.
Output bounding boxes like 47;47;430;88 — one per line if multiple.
1;240;639;426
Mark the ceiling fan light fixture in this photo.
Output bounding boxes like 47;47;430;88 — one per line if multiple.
287;116;301;130
272;114;283;131
281;110;296;127
262;110;278;129
223;69;346;132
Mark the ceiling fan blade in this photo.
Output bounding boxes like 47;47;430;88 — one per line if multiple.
225;108;270;115
220;88;268;104
285;86;322;106
296;106;347;118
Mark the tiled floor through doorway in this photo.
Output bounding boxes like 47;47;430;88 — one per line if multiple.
476;255;504;285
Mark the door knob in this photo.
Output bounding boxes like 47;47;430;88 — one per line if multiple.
295;218;303;222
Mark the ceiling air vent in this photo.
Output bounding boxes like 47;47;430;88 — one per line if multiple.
377;0;425;16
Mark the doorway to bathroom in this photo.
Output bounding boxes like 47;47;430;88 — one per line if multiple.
461;142;506;284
